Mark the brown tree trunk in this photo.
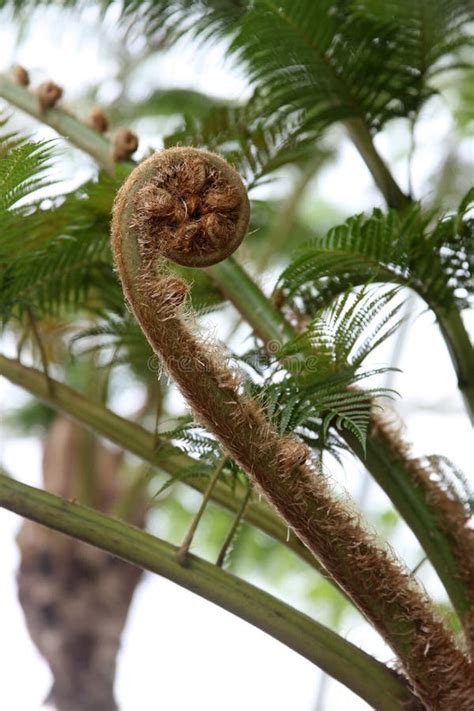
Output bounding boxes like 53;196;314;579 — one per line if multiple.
16;417;144;711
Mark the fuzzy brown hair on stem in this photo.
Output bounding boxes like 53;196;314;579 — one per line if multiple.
111;147;474;708
372;410;474;654
36;80;63;111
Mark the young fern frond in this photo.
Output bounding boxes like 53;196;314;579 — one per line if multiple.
111;147;474;707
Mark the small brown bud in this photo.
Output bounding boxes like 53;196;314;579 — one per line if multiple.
13;65;30;87
36;80;63;111
111;128;139;162
86;106;108;133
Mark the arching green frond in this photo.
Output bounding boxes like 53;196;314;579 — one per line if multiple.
0;174;122;322
359;0;474;84
261;287;402;452
119;0;473;136
279;194;474;315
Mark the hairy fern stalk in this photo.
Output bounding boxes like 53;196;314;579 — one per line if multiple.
1;2;474;710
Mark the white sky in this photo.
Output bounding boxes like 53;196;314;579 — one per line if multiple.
0;4;473;710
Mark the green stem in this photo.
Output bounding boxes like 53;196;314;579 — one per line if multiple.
436;307;474;424
0;470;417;710
176;456;227;564
0;353;326;575
208;259;294;345
345;429;472;625
25;306;53;395
344;118;410;210
0;74;121;173
217;483;252;568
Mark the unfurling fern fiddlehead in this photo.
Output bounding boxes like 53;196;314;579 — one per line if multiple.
111;148;474;709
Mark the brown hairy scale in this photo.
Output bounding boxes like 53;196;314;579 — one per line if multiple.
111;148;474;709
372;410;474;653
86;106;108;134
110;128;139;162
13;65;29;86
36;80;63;111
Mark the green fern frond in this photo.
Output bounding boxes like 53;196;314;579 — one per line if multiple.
0;114;54;214
120;0;246;43
261;287;402;452
120;0;473;138
0;140;54;212
165;97;321;188
0;173;124;322
359;1;474;85
71;316;152;368
154;418;244;495
279;195;474;316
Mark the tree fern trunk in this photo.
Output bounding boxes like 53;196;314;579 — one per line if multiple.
17;418;144;711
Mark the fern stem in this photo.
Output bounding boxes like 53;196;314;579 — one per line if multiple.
216;482;252;568
175;456;227;565
0;354;327;576
436;307;474;424
25;306;54;396
0;74;117;173
0;469;419;710
208;259;294;345
343;424;474;627
345;118;410;210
